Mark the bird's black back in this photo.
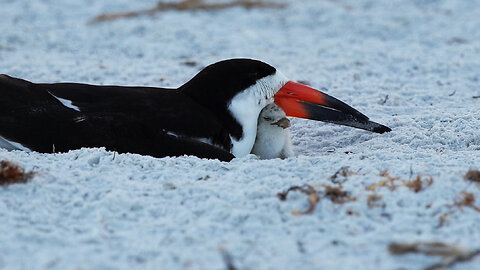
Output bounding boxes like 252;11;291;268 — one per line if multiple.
0;74;234;161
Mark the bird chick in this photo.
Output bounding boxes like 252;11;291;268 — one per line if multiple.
251;103;294;159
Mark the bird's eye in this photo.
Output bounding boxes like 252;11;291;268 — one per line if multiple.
263;117;272;121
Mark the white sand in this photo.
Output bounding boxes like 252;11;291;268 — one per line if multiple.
1;0;479;269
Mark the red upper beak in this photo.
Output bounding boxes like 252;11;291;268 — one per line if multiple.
274;81;391;133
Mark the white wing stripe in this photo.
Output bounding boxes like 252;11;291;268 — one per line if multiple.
48;91;81;112
0;136;32;152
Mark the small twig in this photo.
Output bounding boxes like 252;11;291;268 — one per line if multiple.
90;0;286;23
380;94;389;105
426;249;480;270
219;247;237;270
389;242;467;257
182;61;198;67
389;242;480;270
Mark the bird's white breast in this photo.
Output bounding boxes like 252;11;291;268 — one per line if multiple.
227;71;288;157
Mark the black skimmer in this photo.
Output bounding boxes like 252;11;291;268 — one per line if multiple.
0;59;391;161
251;103;294;159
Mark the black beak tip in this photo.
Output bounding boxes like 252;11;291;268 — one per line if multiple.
372;123;392;134
300;101;391;134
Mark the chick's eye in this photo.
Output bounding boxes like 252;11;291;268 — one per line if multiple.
263;117;272;121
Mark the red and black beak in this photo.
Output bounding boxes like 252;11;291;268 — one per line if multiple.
274;81;391;133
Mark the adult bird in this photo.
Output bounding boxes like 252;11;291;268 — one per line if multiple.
0;59;390;161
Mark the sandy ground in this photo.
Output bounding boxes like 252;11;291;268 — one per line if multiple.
1;0;480;269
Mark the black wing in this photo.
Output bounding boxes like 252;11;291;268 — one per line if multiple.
0;74;234;161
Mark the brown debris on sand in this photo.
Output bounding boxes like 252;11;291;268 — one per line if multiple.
329;166;357;184
323;185;356;204
367;170;401;191
465;169;480;182
277;184;356;215
367;192;384;208
389;241;480;270
90;0;286;23
451;192;480;213
277;185;319;215
367;170;433;193
403;175;434;193
0;160;35;185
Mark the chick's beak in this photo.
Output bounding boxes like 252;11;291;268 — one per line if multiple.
272;117;291;129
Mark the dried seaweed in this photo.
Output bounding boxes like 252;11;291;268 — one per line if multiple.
277;185;319;215
465;169;480;182
403;175;434;193
439;191;480;228
329;166;357;184
389;241;480;270
452;192;480;213
366;170;401;191
278;184;355;215
0;160;35;185
90;0;286;23
367;192;384;208
323;185;356;204
365;171;434;209
367;170;433;193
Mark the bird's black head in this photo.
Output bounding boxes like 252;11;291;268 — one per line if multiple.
181;58;277;105
180;58;280;139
